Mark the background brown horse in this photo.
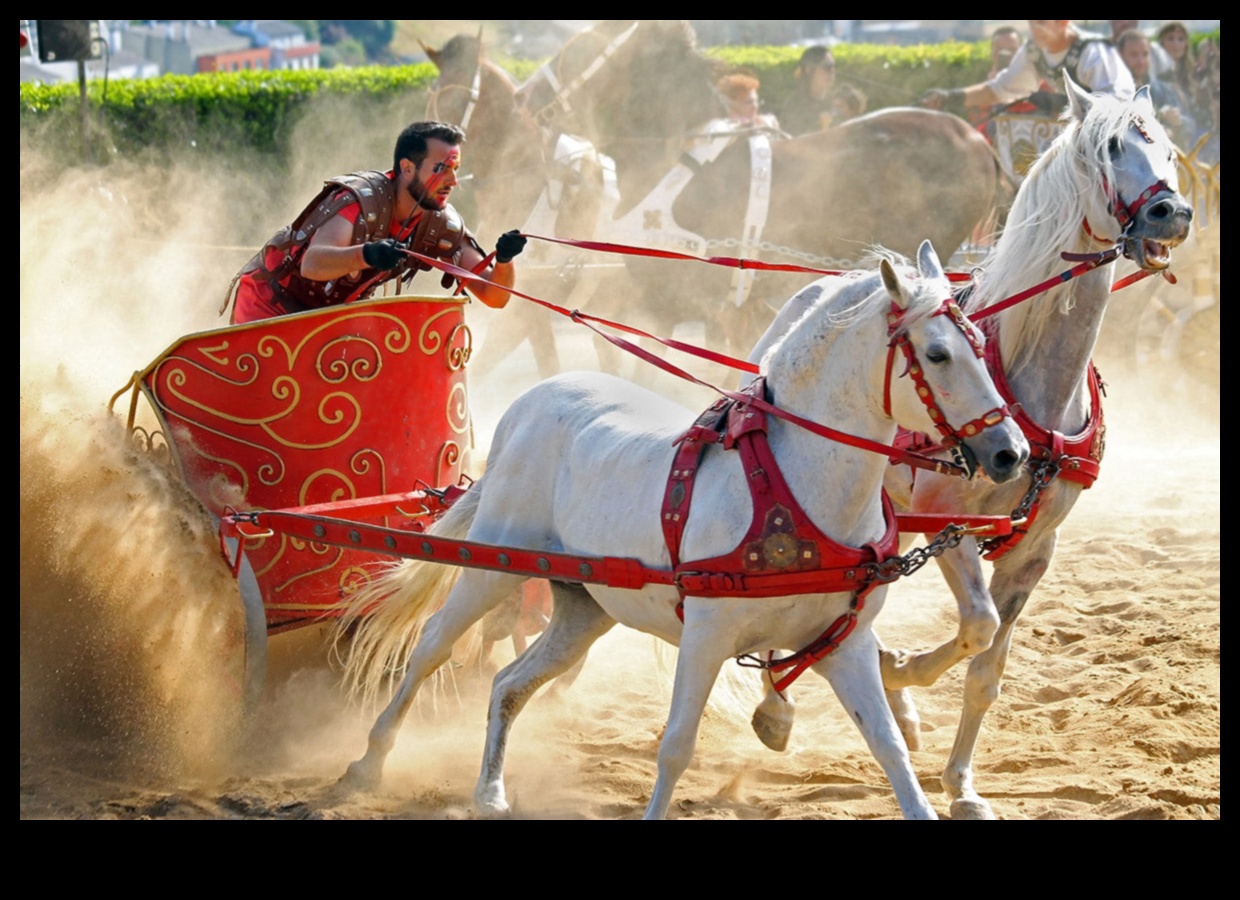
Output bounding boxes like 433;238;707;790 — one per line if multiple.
428;21;998;369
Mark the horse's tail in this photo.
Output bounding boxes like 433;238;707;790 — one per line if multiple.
334;482;484;708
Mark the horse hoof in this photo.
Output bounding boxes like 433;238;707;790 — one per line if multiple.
949;797;996;820
751;708;793;752
338;759;381;794
474;785;511;817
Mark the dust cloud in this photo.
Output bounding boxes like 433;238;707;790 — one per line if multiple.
19;98;460;785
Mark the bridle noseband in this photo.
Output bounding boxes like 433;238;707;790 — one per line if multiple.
426;59;483;132
884;295;1010;447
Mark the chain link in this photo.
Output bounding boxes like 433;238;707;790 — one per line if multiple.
977;456;1061;555
867;522;971;584
704;237;861;270
1010;457;1060;522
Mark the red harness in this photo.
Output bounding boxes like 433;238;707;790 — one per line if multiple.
895;310;1107;561
656;292;1011;689
661;379;900;602
976;331;1105;560
661;379;900;693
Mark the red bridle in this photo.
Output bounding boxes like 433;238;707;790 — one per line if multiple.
883;295;1010;447
1090;115;1173;245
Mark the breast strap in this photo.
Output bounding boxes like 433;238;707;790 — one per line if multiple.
661;379;899;599
983;338;1105;487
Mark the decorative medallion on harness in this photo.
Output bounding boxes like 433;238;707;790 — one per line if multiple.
743;504;820;571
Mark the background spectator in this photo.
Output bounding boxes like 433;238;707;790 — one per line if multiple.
828;84;867;125
716;72;781;130
777;45;836;135
1116;28;1195;149
1156;22;1214;146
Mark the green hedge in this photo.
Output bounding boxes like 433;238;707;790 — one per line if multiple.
20;32;1219;165
706;41;991;114
20;64;439;163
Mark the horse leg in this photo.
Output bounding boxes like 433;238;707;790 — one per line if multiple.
885;684;923;752
474;583;616;815
814;624;937;819
869;635;924;751
339;569;523;792
941;542;1053;820
645;611;732;820
879;540;999;689
524;309;561;381
548;652;588;692
750;662;796;752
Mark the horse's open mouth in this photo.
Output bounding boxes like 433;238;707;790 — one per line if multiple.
1128;237;1175;271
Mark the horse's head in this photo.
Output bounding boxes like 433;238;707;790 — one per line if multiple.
883;241;1028;483
514;22;721;184
1064;73;1193;271
423;33;521;182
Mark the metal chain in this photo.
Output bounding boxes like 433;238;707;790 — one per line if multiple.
977;456;1061;555
1009;457;1060;522
704;236;861;270
866;522;972;584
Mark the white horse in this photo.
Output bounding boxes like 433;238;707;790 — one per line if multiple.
335;240;1029;819
749;76;1195;819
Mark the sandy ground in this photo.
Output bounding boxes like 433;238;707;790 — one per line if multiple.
20;158;1219;820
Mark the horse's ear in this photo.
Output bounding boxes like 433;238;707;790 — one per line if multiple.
1133;83;1156;115
916;239;945;283
421;39;441;69
1063;71;1092;121
880;258;908;310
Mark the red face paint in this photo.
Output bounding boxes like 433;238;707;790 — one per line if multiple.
419;146;461;201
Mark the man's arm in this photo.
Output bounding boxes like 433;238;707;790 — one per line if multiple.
457;231;525;310
1079;42;1137;99
300;215;368;281
920;82;1002;111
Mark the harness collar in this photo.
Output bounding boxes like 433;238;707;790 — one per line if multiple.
976;321;1105;561
661;379;899;601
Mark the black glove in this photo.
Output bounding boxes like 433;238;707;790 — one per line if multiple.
494;230;527;264
918;87;964;110
362;238;405;270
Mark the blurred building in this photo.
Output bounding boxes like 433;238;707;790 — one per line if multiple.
19;19;320;83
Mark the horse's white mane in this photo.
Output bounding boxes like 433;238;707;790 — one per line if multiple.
968;91;1173;372
761;247;951;380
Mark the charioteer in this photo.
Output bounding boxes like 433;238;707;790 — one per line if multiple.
225;120;526;323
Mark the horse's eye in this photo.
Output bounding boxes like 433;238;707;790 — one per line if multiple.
1108;136;1122;157
925;347;950;365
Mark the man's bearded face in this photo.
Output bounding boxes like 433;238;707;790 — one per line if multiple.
407;140;461;211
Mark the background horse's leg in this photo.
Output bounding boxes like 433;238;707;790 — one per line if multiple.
814;622;938;819
942;539;1053;820
340;569;523;792
473;302;561;382
879;540;1000;689
884;685;923;752
475;583;615;815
